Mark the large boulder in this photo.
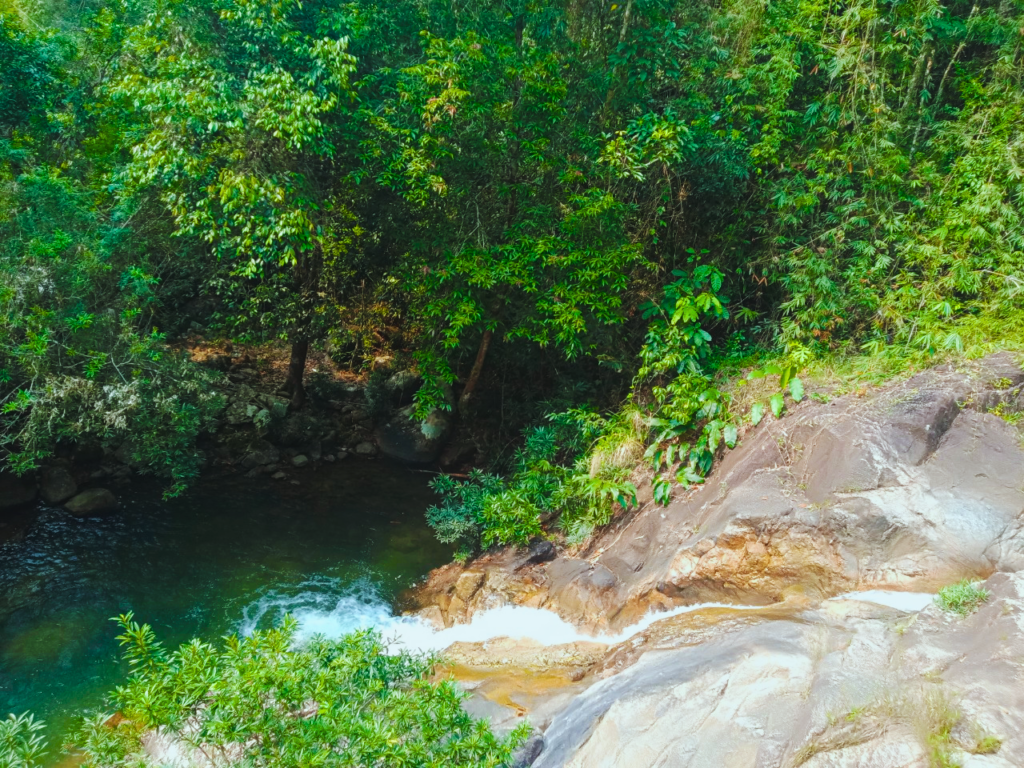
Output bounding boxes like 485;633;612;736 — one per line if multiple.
375;404;453;464
65;488;118;516
386;370;423;406
40;465;77;505
0;471;35;510
239;439;280;469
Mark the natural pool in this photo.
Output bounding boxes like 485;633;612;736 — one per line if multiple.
0;461;450;762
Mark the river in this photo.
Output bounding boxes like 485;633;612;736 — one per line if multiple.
0;461;450;762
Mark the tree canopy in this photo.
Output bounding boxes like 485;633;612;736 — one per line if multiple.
2;0;1023;508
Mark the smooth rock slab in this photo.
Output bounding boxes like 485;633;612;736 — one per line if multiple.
65;488;118;516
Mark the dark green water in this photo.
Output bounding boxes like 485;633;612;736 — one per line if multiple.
0;462;448;761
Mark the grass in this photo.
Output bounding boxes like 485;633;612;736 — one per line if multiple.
935;579;991;617
970;733;1002;755
917;688;963;768
988;400;1024;426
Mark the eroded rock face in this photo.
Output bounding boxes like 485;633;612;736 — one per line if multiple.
407;353;1024;632
531;573;1024;768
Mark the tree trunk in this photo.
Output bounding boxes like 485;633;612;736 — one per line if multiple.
285;338;309;411
458;329;493;416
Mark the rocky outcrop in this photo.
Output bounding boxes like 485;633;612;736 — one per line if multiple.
530;573;1024;767
408;353;1024;632
396;353;1024;766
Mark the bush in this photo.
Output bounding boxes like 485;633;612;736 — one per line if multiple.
427;414;637;556
8;614;526;768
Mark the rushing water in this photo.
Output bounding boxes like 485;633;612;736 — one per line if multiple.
0;462;450;759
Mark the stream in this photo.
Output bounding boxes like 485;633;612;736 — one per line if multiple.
1;459;945;766
0;462;450;760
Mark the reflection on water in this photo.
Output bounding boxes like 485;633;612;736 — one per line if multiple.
0;462;447;762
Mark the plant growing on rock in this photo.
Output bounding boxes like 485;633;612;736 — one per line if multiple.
936;579;991;617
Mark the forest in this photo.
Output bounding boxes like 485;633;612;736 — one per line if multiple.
3;0;1024;562
3;0;1024;764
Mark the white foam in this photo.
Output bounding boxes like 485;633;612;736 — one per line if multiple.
830;590;935;612
238;579;772;653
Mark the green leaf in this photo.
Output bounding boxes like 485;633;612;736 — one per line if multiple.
769;392;785;418
750;402;765;426
789;378;805;402
724;424;738;448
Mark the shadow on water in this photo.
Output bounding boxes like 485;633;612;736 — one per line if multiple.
0;461;449;761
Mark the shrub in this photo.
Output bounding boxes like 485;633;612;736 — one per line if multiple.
0;713;46;768
427;415;637;555
37;614;527;768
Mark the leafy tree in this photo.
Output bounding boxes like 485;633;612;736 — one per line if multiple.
112;0;360;409
0;13;224;493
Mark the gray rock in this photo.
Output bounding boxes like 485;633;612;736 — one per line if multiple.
386;370;422;406
65;488;118;516
292;455;309;468
355;442;377;456
240;440;280;469
374;405;452;463
270;401;288;420
40;466;77;505
513;733;545;768
533;573;1024;768
271;471;287;480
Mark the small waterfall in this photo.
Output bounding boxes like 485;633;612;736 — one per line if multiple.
240;579;770;651
240;580;938;652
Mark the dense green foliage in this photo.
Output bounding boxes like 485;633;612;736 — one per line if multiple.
428;410;639;556
0;615;526;767
3;0;1024;521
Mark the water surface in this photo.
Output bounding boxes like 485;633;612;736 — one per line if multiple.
0;462;448;758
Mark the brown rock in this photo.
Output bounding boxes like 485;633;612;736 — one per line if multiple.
454;570;486;602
